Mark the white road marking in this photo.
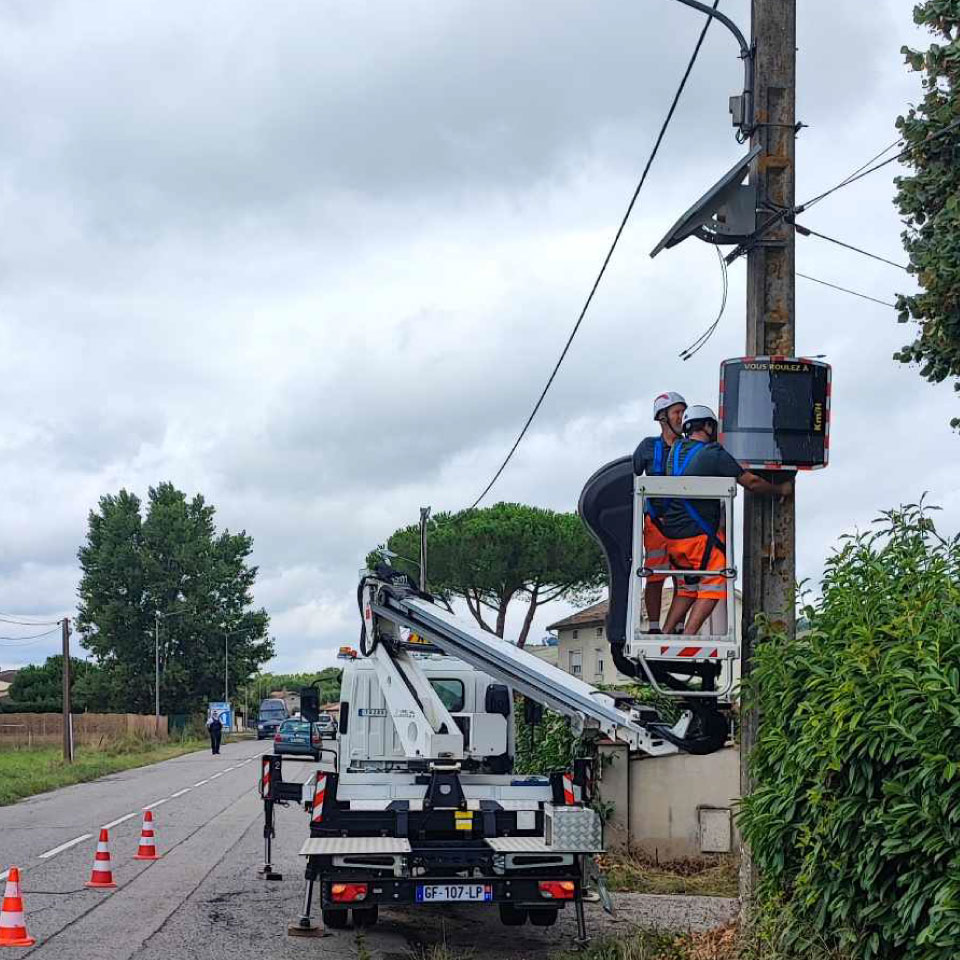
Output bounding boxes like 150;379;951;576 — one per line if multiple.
143;798;169;810
103;812;138;830
39;834;92;859
209;772;224;780
170;788;191;798
194;779;209;787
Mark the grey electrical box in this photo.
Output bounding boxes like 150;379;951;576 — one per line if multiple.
698;807;732;854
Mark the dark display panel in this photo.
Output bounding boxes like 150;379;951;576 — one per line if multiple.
720;358;830;469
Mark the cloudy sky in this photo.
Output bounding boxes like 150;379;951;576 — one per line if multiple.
0;0;955;674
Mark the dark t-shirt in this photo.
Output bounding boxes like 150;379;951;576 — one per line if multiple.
633;435;673;522
632;435;671;476
660;439;744;539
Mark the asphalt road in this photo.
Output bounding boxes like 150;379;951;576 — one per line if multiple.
0;740;735;959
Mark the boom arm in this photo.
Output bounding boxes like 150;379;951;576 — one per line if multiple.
361;575;683;758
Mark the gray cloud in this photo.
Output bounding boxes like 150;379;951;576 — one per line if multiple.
0;0;954;675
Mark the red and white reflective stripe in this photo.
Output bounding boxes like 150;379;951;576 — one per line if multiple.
562;773;575;806
311;774;327;823
261;756;271;796
658;645;720;658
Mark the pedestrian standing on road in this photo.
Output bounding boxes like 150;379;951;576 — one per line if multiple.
207;712;223;755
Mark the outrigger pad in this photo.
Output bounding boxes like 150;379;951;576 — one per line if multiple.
578;456;634;647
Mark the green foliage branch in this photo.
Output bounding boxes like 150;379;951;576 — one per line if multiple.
369;502;604;647
894;2;960;426
739;502;960;959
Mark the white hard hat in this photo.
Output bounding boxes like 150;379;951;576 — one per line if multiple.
652;391;687;421
682;404;719;430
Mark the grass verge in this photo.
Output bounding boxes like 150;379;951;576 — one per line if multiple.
0;736;208;806
600;853;739;898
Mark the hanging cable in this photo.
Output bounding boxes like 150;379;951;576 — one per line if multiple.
797;272;896;308
793;222;908;271
679;246;729;360
468;1;722;510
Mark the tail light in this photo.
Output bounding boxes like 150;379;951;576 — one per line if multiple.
330;882;368;903
311;728;320;746
274;733;282;743
538;881;575;900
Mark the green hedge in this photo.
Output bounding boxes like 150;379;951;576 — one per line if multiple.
739;504;960;959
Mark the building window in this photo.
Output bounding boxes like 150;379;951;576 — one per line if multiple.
596;659;604;675
569;649;582;677
596;626;603;637
572;629;579;639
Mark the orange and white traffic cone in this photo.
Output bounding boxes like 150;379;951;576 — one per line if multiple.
133;811;159;861
85;829;118;889
0;867;36;948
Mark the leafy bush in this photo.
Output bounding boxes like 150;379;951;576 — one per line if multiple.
739;503;960;959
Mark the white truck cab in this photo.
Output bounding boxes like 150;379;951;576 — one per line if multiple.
339;654;514;774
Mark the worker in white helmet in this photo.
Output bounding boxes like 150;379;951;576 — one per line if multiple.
631;392;687;633
660;405;793;636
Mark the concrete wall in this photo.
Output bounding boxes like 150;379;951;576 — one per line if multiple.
597;744;740;860
629;748;739;860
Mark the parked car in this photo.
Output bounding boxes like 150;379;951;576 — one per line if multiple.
273;718;324;761
256;698;290;740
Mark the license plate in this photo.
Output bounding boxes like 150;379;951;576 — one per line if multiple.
416;883;492;903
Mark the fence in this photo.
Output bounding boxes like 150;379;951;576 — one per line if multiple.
0;713;168;748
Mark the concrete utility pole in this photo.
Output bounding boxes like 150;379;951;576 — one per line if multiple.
61;617;73;763
419;506;431;593
740;0;797;907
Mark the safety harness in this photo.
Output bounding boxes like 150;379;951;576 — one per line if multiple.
643;438;669;524
670;440;725;572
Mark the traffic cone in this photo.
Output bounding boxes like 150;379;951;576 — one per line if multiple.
133;811;159;861
85;829;118;889
0;867;36;947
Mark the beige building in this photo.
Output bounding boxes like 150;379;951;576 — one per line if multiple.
0;669;18;700
546;588;742;689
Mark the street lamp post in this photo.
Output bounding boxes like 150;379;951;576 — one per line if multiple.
154;612;161;733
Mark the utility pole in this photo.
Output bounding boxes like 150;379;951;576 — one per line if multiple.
61;617;73;763
155;612;161;734
419;506;431;592
224;633;229;703
740;0;797;908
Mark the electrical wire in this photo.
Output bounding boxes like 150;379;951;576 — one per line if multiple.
797;272;896;308
726;115;960;265
467;0;722;510
679;246;729;360
0;614;63;626
0;626;62;646
794;223;908;270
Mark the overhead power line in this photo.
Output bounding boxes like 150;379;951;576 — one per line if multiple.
0;614;63;626
799;115;960;213
797;272;896;308
726;115;960;266
468;0;722;510
793;222;908;271
0;626;62;646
